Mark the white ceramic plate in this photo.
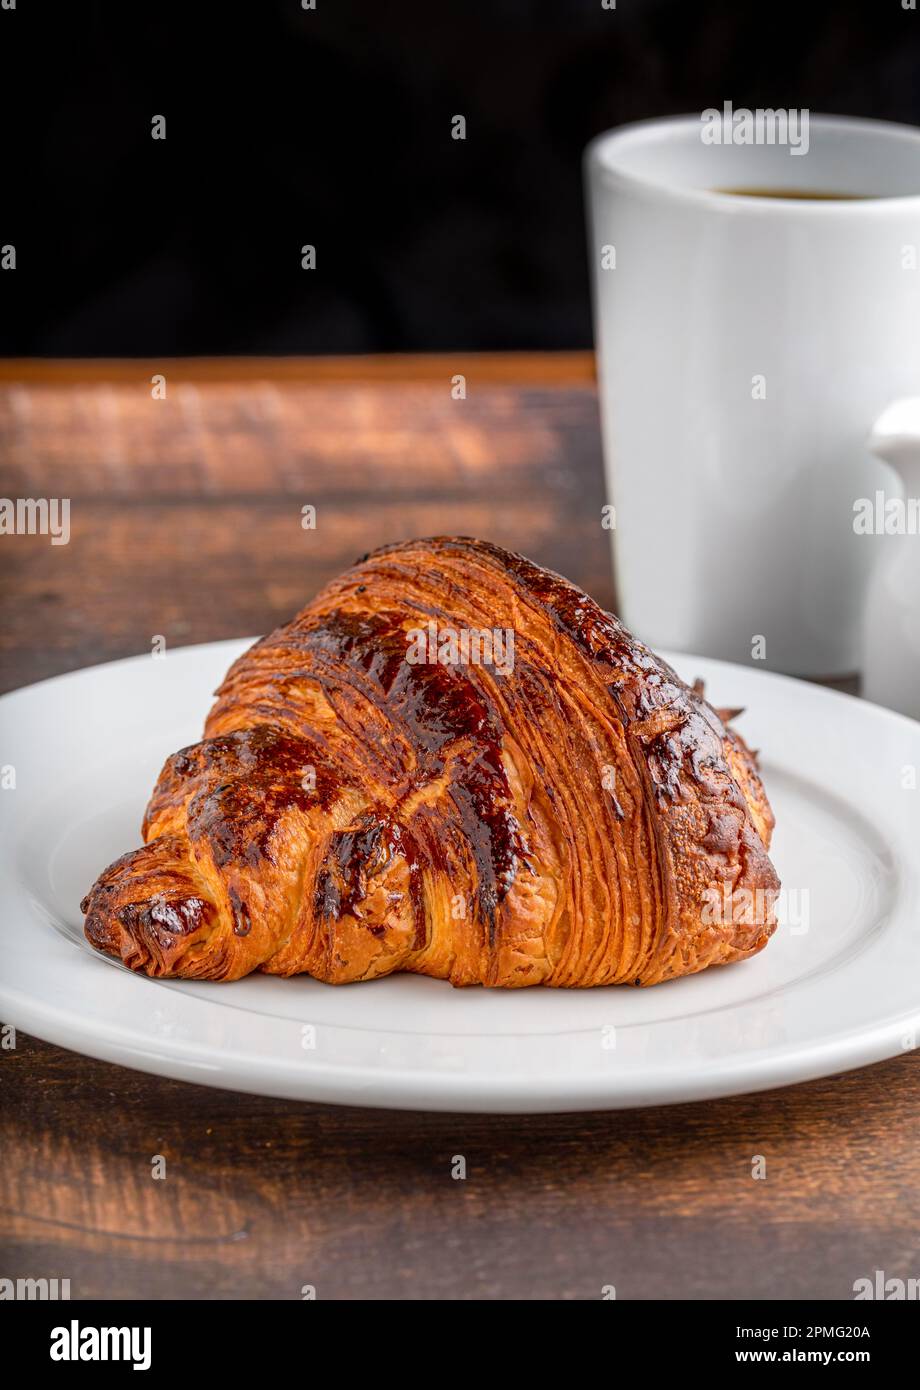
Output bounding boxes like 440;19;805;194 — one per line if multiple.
1;639;918;1113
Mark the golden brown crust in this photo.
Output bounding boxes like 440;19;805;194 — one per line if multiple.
83;537;780;987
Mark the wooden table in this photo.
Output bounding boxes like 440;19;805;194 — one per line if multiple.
1;354;916;1301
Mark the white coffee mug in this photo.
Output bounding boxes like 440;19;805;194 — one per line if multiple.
585;114;920;677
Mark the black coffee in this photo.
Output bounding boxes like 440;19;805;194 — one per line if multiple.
713;187;875;200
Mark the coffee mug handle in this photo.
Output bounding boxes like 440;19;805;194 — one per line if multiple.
862;397;920;715
868;397;920;488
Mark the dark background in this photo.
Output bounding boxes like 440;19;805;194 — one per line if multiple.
3;0;919;357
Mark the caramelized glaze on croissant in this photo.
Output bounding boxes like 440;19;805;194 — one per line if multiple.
83;537;779;987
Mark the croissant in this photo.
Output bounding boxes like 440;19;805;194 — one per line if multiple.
82;537;779;988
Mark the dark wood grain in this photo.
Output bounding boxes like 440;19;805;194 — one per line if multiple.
0;375;607;691
0;356;914;1300
2;1034;918;1302
0;352;596;386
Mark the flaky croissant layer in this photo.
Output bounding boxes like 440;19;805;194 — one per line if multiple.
83;537;779;987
